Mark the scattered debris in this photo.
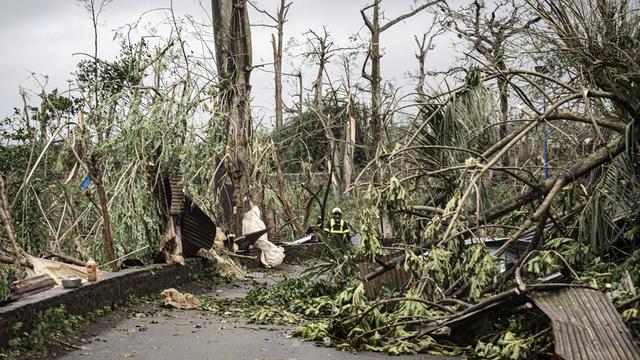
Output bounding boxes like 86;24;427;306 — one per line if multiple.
159;216;185;265
160;288;201;310
283;234;314;246
61;277;82;289
243;205;284;268
197;248;247;279
234;228;270;252
26;256;103;286
10;274;56;300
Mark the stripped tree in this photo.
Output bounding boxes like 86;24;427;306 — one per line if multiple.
211;0;253;234
249;0;292;129
447;0;540;168
360;0;443;238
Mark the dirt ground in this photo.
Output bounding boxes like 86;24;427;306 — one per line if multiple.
6;265;462;360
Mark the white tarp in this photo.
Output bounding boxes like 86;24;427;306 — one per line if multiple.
242;205;285;268
26;255;104;286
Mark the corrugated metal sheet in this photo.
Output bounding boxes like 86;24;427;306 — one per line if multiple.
160;175;215;258
530;288;640;360
179;198;216;258
359;251;411;299
169;177;185;215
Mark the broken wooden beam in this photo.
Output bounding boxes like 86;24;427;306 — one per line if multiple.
45;252;85;267
10;274;56;300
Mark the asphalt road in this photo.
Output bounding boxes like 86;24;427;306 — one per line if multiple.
53;267;461;360
57;309;456;360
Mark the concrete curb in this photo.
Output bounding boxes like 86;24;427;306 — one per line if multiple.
282;243;326;263
0;258;206;348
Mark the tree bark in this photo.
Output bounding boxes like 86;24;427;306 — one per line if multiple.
0;175;22;278
88;155;116;268
271;0;289;128
361;0;440;238
495;38;511;171
297;72;303;123
343;114;356;192
272;33;284;128
369;1;381;156
211;0;253;235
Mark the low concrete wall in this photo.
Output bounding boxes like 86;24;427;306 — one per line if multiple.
282;243;326;263
231;243;326;268
0;258;206;348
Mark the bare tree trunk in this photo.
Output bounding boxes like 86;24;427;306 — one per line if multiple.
19;87;32;136
308;28;332;114
415;33;427;106
343;93;356;193
496;49;510;170
307;28;341;193
273;33;284;128
91;2;98;113
369;1;382;156
362;0;439;156
271;0;290;128
0;175;22;279
313;59;325;113
343;116;356;192
414;25;441;106
212;0;253;235
361;0;439;239
297;72;303;123
366;2;388;237
88;155;116;268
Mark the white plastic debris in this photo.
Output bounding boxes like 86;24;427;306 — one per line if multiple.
242;205;285;268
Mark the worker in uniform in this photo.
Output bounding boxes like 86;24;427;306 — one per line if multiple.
324;207;351;243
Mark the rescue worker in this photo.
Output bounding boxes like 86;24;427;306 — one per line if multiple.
324;207;351;242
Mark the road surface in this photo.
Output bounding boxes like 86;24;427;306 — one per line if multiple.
48;266;460;360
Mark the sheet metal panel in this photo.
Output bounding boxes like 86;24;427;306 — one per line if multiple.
531;287;640;360
179;199;216;258
157;175;216;258
169;177;185;215
359;252;411;299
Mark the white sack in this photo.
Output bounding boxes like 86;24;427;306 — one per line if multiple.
243;205;285;268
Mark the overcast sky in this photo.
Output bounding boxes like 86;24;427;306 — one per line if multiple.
0;0;457;127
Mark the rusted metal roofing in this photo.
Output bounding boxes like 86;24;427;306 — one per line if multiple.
168;177;185;215
359;251;411;299
179;198;216;258
530;287;640;360
161;175;215;257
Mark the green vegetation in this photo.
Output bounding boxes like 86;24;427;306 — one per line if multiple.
1;0;639;357
8;305;81;352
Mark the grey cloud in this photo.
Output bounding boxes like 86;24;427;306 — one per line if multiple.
1;0;452;124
